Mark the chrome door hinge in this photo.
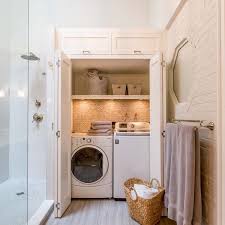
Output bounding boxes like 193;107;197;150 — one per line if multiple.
55;203;60;210
161;61;166;67
56;130;61;138
161;130;166;138
56;60;61;67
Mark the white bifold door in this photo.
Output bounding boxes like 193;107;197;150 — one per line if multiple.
150;53;164;184
55;52;72;217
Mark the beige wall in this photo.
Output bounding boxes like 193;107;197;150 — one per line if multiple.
148;0;181;29
72;100;150;133
166;0;218;225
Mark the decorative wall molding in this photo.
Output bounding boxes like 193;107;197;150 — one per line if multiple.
166;1;218;224
166;0;189;30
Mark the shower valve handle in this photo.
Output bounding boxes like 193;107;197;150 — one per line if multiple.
32;113;44;123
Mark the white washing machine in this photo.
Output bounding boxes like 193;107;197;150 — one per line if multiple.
71;134;112;198
113;122;150;199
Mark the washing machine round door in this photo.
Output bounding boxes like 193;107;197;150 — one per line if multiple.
71;145;108;184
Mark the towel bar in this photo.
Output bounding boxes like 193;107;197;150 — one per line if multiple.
171;119;215;131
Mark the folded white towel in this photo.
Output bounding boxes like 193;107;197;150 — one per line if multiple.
88;130;112;136
131;184;158;200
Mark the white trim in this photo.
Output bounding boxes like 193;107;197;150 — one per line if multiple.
165;0;189;30
28;200;54;225
57;27;163;32
219;0;225;224
67;54;154;60
72;95;149;100
46;26;56;202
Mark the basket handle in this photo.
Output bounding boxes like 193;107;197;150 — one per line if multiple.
150;178;160;189
129;187;139;202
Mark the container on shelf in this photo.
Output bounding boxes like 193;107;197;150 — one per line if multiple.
87;69;108;95
127;84;142;95
112;84;126;95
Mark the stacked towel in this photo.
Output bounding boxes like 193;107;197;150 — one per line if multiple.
88;121;112;136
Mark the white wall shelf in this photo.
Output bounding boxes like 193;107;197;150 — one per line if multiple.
72;95;150;100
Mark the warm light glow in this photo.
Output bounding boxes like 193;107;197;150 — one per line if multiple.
0;90;6;98
17;90;25;98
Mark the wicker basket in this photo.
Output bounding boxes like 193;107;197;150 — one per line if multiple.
127;84;142;95
112;84;126;95
124;178;165;225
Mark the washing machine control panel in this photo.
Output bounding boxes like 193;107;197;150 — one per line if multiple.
73;137;93;148
72;135;112;151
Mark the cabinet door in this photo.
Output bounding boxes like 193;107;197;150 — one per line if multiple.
150;53;163;183
61;31;111;55
55;52;72;217
112;32;161;55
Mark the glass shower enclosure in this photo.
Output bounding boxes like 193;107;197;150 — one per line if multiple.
0;0;48;224
0;0;29;224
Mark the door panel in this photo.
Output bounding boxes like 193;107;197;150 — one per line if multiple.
150;53;163;183
56;52;72;217
61;32;111;55
112;32;161;55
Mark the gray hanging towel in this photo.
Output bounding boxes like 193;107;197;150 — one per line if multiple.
164;123;202;225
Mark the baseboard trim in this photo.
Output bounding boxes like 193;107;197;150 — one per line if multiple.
28;200;54;225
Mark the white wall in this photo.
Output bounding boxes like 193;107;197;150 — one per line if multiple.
51;0;151;27
148;0;181;29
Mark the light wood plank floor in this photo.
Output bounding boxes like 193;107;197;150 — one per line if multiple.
44;200;176;225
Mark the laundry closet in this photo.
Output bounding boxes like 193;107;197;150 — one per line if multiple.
49;28;165;217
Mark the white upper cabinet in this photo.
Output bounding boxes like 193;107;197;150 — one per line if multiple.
112;32;161;55
59;30;111;55
57;29;161;56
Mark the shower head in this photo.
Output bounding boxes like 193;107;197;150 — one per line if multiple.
21;52;40;61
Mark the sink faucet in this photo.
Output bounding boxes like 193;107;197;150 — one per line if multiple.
124;113;129;122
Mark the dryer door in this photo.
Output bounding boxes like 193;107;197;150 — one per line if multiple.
71;146;108;184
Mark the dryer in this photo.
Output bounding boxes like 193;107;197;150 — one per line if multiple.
71;134;112;198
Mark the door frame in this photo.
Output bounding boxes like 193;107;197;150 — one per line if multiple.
218;0;225;224
47;32;167;215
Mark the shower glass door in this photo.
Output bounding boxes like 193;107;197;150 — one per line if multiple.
0;0;29;224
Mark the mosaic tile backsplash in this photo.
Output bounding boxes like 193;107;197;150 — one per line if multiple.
73;100;150;133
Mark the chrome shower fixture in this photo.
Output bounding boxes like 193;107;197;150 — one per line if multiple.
21;52;40;61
